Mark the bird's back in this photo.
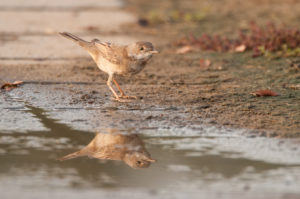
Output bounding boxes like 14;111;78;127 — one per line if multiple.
85;133;146;160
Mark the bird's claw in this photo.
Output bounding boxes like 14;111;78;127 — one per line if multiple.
113;97;131;103
119;95;137;99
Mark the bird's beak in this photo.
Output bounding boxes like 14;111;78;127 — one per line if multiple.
146;157;157;162
150;50;159;54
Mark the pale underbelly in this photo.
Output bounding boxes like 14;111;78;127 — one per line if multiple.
95;57;123;75
95;57;146;75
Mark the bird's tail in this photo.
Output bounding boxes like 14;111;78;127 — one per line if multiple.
57;150;84;161
59;32;91;49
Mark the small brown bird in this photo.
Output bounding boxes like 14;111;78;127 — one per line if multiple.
57;129;156;169
59;32;158;102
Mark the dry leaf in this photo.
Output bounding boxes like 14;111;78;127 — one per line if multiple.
235;44;246;52
175;22;300;58
251;89;280;97
199;59;211;69
1;81;23;91
176;46;193;54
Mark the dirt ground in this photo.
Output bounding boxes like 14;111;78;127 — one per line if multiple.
1;0;300;137
124;0;300;137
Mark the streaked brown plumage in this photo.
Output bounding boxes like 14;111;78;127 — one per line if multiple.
57;129;156;169
59;32;158;102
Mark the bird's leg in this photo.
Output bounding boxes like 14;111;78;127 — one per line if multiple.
113;78;125;96
107;75;130;102
113;78;137;99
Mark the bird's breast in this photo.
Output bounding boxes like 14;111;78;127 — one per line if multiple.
125;60;148;75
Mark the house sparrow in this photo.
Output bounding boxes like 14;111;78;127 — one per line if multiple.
59;32;158;102
57;129;156;169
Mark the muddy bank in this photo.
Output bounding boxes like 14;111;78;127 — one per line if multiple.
1;0;300;139
2;51;299;137
2;0;299;137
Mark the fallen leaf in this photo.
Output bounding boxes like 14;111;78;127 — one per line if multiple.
199;59;211;69
235;44;246;52
176;45;193;54
1;80;23;91
251;89;280;97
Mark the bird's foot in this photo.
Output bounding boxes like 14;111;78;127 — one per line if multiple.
119;95;137;99
113;97;132;103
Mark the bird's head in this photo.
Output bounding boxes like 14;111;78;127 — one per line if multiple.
126;41;158;61
123;152;156;169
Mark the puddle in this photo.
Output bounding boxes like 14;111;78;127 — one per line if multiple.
1;99;300;199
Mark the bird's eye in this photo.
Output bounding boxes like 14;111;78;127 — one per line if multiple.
137;161;142;164
140;47;144;51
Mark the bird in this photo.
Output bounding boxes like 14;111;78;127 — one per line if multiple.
59;32;158;102
57;129;156;169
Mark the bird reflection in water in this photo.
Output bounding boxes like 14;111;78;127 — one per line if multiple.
58;129;156;169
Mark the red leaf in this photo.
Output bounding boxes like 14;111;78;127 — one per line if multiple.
251;89;280;97
1;81;23;91
199;59;211;69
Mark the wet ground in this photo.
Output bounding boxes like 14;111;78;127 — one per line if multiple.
1;0;300;198
1;83;300;199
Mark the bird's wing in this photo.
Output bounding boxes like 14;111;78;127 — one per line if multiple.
89;145;124;160
93;41;124;65
92;152;116;160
